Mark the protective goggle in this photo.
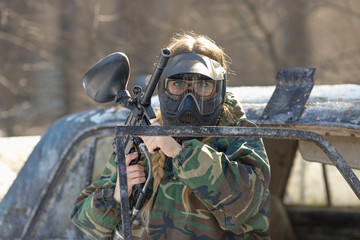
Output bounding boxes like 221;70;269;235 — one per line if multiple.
165;74;216;98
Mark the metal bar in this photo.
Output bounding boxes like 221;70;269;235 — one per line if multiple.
115;128;132;240
322;164;332;206
115;125;360;200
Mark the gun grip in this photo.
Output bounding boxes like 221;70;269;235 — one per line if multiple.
129;143;142;165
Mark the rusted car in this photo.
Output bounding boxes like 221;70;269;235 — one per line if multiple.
0;68;359;239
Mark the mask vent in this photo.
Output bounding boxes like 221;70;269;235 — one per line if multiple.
178;111;198;125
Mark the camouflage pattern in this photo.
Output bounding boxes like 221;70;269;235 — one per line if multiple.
71;92;271;239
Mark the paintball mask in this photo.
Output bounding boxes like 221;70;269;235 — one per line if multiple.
158;53;226;126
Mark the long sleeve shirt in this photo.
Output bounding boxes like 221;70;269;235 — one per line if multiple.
70;92;271;239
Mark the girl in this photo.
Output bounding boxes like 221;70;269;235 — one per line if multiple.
71;32;271;240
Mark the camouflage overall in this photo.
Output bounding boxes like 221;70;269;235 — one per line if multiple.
71;92;271;239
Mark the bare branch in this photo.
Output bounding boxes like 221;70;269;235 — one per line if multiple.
0;31;55;63
243;0;280;69
0;74;19;95
224;0;267;54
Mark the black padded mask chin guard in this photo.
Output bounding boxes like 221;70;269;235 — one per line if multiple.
160;99;222;126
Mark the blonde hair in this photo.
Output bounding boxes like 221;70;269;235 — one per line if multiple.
167;31;229;72
140;32;229;228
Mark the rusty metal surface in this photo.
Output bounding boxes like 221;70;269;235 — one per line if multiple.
260;68;315;123
115;131;132;240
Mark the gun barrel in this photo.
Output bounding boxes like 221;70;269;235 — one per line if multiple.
141;48;171;105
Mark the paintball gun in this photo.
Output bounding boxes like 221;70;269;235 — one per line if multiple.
82;48;171;235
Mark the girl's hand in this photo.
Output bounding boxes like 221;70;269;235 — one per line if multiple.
140;135;182;158
114;152;146;203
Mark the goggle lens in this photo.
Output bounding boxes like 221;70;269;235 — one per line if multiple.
166;79;215;97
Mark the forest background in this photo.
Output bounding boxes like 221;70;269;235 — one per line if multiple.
1;0;360;137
